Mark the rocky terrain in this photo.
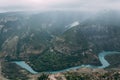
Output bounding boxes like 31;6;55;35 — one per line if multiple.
31;68;120;80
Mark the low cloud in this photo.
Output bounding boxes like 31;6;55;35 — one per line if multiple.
0;0;120;12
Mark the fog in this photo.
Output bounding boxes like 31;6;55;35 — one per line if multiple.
0;0;120;12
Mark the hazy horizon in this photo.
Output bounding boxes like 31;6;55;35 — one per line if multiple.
0;0;120;12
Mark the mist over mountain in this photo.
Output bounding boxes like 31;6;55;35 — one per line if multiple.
0;10;120;80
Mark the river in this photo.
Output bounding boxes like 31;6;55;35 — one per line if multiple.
13;51;120;74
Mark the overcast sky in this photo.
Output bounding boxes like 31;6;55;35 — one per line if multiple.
0;0;120;12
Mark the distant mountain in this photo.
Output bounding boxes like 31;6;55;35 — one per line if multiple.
51;11;120;71
0;11;120;74
0;11;91;58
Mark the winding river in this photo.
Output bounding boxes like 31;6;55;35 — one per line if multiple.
14;51;120;74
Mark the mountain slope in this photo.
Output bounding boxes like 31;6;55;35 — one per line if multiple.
0;11;120;74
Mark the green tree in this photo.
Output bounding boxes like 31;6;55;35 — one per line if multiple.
37;74;48;80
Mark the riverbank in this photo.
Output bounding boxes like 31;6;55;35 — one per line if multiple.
14;51;120;74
